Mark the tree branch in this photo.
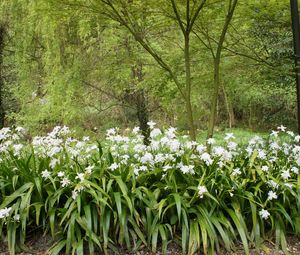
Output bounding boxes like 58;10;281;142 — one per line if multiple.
171;0;186;34
189;0;207;31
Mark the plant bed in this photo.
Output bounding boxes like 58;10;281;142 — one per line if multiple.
0;124;299;255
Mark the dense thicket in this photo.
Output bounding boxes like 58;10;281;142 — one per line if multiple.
0;0;297;137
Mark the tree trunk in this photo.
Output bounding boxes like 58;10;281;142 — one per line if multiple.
206;0;238;140
134;63;150;145
184;34;196;141
0;25;5;129
207;59;220;139
135;90;150;145
221;83;235;128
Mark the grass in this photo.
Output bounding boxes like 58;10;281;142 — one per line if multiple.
196;127;268;144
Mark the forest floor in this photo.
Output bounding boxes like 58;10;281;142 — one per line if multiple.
1;235;300;255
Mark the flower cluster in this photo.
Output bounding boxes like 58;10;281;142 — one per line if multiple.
0;123;299;222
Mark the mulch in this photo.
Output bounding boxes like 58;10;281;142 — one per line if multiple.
0;235;300;254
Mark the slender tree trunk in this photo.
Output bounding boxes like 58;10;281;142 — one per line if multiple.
123;34;150;144
135;64;150;145
0;25;5;129
206;0;238;140
135;90;150;145
207;58;220;139
184;34;196;140
249;104;252;129
221;83;235;128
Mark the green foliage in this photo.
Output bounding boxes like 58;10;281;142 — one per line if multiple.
0;0;296;134
0;125;299;254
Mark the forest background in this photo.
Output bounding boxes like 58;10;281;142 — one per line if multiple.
0;0;296;140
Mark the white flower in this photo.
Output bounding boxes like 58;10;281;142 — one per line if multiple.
168;140;180;152
147;121;156;129
133;144;146;153
198;185;207;198
268;180;279;189
270;142;280;150
133;166;140;175
295;135;300;143
179;164;195;175
150;141;160;150
50;159;59;169
269;156;277;163
0;207;12;219
200;152;213;166
132;126;140;135
140;153;154;164
85;165;94;174
61;177;71;187
218;160;225;168
281;170;290;180
245;147;253;156
257;150;266;160
227;142;237;151
196;144;206;154
47;146;62;157
82;136;90;142
72;190;78;200
13;144;23;155
259;209;270;220
41;170;51;179
121;155;130;164
213;146;225;156
271;130;279;137
154;153;165;163
185;141;198;149
140;165;147;171
85;145;98;153
232;168;241;176
32;91;37;98
225;133;235;140
106;128;117;137
163;164;172;171
166;127;176;139
291;167;299;174
261;165;269;172
150;128;162;138
76;142;85;149
207;138;215;145
121;144;129;151
277;125;287;132
267;191;278;201
13;214;20;221
108;163;119;171
287;131;295;137
75;173;85;182
57;171;64;177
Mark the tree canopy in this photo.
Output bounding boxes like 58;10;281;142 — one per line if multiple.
0;0;297;138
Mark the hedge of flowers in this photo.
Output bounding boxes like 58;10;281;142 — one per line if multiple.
0;123;299;255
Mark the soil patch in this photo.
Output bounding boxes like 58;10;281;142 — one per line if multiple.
0;236;300;254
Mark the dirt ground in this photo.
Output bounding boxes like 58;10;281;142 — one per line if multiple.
0;235;300;255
